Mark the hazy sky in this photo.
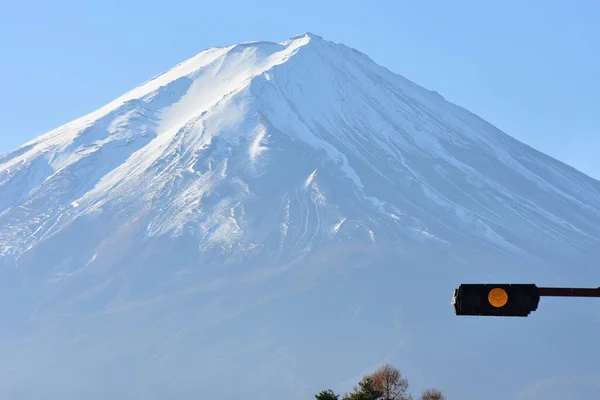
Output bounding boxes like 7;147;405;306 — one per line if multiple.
1;0;598;178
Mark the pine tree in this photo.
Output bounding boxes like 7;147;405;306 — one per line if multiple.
316;389;340;400
343;376;383;400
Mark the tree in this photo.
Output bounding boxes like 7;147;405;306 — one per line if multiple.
316;389;340;400
343;376;383;400
420;388;446;400
370;364;412;400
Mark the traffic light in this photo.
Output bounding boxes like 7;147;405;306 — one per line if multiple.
452;284;540;317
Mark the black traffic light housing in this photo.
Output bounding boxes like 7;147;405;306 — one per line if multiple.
452;284;540;317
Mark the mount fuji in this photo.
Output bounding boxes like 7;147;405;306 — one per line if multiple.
1;33;599;400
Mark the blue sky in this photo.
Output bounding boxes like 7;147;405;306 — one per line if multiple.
1;0;598;179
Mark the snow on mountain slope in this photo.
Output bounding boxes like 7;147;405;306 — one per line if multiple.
2;32;600;400
1;33;598;267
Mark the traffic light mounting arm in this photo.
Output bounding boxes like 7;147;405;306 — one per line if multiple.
538;287;600;297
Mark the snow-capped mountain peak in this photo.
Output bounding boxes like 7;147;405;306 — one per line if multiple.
1;33;599;265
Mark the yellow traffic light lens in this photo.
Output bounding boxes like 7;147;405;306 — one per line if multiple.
488;288;508;308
